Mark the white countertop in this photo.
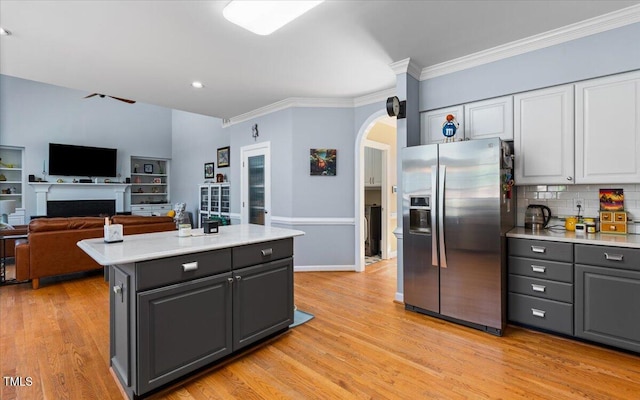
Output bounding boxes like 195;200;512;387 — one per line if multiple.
507;227;640;249
77;224;305;266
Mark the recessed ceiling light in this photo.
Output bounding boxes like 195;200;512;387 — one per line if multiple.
191;81;204;89
223;0;324;36
0;27;11;36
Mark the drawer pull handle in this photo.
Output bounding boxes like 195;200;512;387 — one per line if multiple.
604;253;623;261
531;246;546;254
531;265;546;273
227;277;234;284
182;261;198;272
113;285;122;295
531;284;546;293
531;308;546;318
261;248;273;256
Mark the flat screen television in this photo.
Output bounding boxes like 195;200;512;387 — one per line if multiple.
49;143;118;177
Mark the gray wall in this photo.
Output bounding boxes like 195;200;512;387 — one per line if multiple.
0;75;172;218
219;106;367;267
171;110;227;224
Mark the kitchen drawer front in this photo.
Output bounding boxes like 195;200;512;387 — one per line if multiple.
232;238;293;269
508;256;573;283
575;244;640;271
508;275;573;303
508;238;573;262
508;293;573;335
136;249;232;291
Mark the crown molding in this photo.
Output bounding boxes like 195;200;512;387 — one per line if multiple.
389;58;422;80
353;87;396;107
420;4;640;80
222;87;395;127
223;5;640;127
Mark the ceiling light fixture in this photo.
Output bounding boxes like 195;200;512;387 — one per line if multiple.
0;27;12;36
191;81;204;89
223;0;324;36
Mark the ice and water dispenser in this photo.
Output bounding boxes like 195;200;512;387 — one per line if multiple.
409;195;431;234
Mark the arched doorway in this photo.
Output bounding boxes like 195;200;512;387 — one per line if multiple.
354;110;398;272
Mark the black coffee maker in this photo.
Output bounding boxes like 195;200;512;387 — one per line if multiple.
525;204;551;230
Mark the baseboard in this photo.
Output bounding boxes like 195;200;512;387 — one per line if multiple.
294;265;356;272
394;292;404;304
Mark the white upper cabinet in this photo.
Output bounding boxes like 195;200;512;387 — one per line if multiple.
420;105;464;144
364;146;382;187
575;70;640;184
514;84;574;185
464;95;513;141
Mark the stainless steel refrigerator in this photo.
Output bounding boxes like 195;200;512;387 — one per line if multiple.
402;138;515;336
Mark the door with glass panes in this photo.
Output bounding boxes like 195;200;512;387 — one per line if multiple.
241;142;271;226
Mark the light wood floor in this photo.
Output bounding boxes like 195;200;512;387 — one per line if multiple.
2;259;640;399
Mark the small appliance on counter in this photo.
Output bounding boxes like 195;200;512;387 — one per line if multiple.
524;204;551;230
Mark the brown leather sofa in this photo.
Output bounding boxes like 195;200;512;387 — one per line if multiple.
15;215;176;289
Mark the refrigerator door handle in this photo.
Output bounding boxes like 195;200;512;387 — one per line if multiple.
431;167;438;267
439;165;447;268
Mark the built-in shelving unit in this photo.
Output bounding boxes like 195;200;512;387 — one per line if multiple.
199;183;230;227
0;145;26;225
130;157;170;216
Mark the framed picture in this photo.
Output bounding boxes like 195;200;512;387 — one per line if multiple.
204;162;215;179
599;188;624;211
310;148;337;176
152;178;162;184
217;146;230;168
143;164;153;174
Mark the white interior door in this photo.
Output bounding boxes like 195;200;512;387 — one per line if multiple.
241;142;271;226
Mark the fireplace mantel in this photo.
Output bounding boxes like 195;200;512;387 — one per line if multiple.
29;183;130;216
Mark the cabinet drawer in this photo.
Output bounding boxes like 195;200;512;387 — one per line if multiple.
508;238;573;262
232;238;293;269
508;293;573;335
575;244;640;271
508;275;573;303
136;249;232;291
508;256;573;283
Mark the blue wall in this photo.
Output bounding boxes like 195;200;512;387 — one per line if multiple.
420;22;640;111
0;75;172;217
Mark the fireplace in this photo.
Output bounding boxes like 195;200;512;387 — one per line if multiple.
47;200;116;217
29;182;129;216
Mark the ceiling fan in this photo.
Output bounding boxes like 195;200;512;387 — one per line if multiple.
84;93;136;104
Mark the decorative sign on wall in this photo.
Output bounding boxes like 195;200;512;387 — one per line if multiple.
310;148;337;176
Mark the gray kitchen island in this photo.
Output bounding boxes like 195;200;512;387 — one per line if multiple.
78;224;305;399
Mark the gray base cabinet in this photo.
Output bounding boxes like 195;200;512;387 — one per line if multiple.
137;273;233;394
508;238;640;354
233;258;293;351
575;245;640;353
507;238;574;335
109;238;294;399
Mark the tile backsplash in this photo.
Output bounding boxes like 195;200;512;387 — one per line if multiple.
516;184;640;227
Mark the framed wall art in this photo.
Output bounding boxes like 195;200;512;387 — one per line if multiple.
204;162;215;179
143;164;153;174
217;146;230;168
310;148;337;176
599;188;624;211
